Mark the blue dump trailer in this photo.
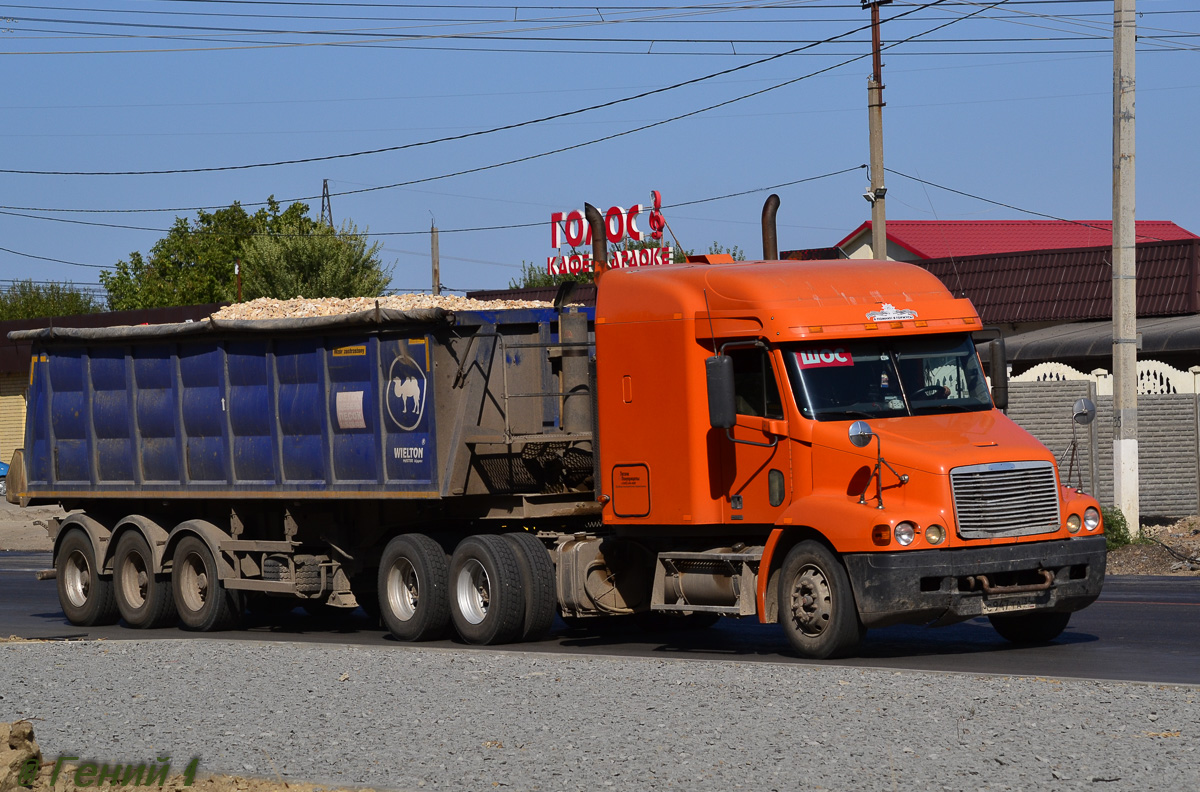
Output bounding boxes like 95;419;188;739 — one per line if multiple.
11;304;601;643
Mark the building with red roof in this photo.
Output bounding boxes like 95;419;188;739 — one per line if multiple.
834;219;1198;261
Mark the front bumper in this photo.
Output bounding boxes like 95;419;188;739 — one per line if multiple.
842;535;1106;629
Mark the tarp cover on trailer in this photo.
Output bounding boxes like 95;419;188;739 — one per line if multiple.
7;307;451;343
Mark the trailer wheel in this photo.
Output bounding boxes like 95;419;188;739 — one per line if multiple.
172;536;240;632
55;528;119;626
378;534;450;641
113;531;175;628
988;611;1071;644
449;535;525;645
778;541;865;659
503;532;556;642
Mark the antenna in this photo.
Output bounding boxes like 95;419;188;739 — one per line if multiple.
320;179;334;227
702;288;718;354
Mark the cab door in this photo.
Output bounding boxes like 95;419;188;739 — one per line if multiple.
720;347;791;525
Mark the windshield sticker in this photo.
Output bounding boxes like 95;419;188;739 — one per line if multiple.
866;303;918;321
797;347;854;368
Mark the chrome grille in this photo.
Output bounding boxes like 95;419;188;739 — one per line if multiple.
950;461;1061;539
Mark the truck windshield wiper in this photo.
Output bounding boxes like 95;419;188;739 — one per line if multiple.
817;409;877;419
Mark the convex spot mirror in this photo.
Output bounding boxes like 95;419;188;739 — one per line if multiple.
1073;397;1097;426
848;420;875;448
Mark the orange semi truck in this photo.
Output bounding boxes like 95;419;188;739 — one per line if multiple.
12;199;1104;659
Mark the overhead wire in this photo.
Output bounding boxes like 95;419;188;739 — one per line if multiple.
0;1;931;175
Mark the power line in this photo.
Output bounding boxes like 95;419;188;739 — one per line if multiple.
0;244;108;269
0;5;904;175
884;168;1176;242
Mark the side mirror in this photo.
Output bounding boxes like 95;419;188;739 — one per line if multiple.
1073;397;1096;425
848;420;875;448
988;338;1009;410
706;355;736;429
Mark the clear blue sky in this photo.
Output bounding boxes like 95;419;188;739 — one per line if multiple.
1;0;1196;299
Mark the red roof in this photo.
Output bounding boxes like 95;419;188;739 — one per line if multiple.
918;238;1200;323
836;220;1199;260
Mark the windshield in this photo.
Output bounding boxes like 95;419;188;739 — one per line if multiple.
783;334;993;421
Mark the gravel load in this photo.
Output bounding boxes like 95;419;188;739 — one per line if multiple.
211;294;552;321
2;640;1196;792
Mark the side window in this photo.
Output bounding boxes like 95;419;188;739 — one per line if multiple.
729;348;783;419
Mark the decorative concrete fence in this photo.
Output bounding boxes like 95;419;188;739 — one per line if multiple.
1008;361;1200;519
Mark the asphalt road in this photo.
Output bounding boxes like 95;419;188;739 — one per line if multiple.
3;550;1197;685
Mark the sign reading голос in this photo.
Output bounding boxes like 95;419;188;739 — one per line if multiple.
547;191;673;276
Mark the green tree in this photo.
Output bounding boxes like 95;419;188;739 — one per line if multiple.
241;219;391;300
0;280;102;320
100;198;385;309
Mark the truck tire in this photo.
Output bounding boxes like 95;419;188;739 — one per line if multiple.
55;528;119;626
378;534;450;641
503;532;556;642
113;531;176;628
172;535;240;632
449;534;525;645
778;541;865;659
989;611;1071;644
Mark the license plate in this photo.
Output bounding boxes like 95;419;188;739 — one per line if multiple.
981;598;1038;614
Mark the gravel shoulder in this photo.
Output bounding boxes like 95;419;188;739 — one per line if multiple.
2;640;1197;792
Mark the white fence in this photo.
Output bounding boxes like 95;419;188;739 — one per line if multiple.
1008;361;1200;518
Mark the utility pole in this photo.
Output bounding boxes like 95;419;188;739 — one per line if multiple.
430;221;441;296
235;258;242;302
320;179;334;227
865;0;891;260
1112;0;1139;533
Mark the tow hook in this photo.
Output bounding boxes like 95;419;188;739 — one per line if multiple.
966;568;1054;595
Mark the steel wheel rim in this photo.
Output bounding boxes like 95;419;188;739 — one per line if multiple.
789;564;833;637
455;559;490;625
179;552;209;614
63;549;91;608
119;549;149;610
386;558;420;621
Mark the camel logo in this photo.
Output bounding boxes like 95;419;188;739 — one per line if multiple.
386;350;428;431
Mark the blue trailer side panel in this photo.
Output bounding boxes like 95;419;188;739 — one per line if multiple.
26;332;441;498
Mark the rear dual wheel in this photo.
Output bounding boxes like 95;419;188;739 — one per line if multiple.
378;534;450;641
450;535;527;646
55;529;119;627
989;611;1071;644
113;532;175;628
172;536;241;632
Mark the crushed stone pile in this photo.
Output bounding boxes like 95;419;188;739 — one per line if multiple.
211;294;552;321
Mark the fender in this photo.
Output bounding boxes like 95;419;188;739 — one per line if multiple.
110;515;171;573
54;513;113;574
163;519;237;581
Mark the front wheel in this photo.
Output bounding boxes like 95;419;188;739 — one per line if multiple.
171;536;240;632
55;528;119;626
378;534;450;641
114;531;175;628
778;541;865;659
449;535;525;645
989;611;1071;644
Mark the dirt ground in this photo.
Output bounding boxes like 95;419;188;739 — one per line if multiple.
2;719;377;792
0;499;61;552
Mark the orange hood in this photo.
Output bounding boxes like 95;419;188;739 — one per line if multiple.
811;409;1056;476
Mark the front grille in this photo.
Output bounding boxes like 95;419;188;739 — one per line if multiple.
950;461;1061;539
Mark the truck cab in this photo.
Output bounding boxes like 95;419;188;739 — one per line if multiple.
591;256;1105;657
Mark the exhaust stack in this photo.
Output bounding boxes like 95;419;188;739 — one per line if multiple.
761;193;780;260
584;202;608;280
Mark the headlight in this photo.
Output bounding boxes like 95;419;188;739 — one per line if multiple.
895;522;916;546
1066;514;1082;534
1084;507;1101;531
925;524;946;545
